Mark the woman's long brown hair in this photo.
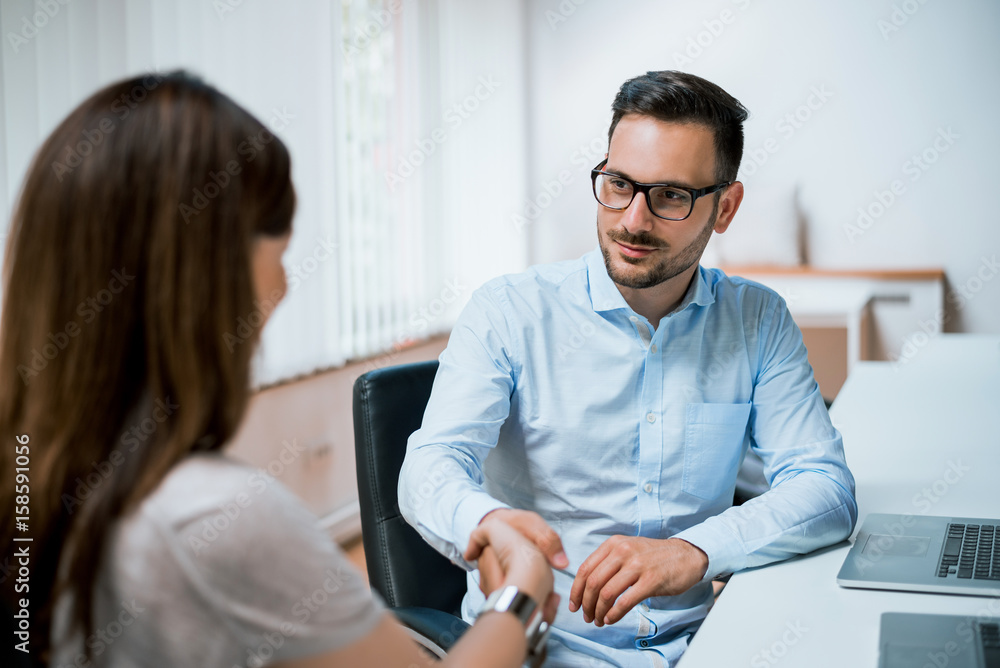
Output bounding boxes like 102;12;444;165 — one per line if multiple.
0;71;295;664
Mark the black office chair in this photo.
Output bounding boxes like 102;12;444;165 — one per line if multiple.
352;360;470;658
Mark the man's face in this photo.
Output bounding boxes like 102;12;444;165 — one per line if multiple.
597;115;732;290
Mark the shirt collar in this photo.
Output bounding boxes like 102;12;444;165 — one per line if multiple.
585;248;717;315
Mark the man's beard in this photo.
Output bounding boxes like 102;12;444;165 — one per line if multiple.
598;199;719;290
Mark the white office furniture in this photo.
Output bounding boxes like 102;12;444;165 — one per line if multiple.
719;267;946;397
678;334;1000;667
775;282;874;372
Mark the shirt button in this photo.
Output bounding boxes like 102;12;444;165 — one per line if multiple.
650;344;657;353
646;412;656;423
640;640;649;647
643;483;653;493
629;315;639;323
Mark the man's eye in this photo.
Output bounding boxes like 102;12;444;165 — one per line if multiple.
656;189;686;201
609;179;630;190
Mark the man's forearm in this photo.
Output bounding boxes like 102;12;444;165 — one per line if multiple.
398;442;510;569
673;470;857;579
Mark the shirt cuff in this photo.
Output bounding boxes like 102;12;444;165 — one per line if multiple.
672;519;746;582
450;493;511;569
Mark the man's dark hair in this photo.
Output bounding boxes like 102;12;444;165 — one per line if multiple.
608;70;749;182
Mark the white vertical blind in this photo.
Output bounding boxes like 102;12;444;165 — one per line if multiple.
0;0;528;385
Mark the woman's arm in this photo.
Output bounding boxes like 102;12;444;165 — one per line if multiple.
282;608;529;668
276;518;555;668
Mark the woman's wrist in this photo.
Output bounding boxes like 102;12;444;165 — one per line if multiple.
500;558;552;604
476;584;551;668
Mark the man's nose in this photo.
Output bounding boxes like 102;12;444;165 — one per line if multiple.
621;190;655;234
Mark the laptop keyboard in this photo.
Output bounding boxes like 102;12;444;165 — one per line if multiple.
937;523;1000;580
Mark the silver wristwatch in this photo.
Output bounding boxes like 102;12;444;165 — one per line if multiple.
478;585;551;667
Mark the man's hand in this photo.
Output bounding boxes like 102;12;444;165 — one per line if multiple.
568;537;708;627
465;515;560;625
476;508;569;596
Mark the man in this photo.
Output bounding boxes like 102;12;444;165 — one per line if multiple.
399;70;857;667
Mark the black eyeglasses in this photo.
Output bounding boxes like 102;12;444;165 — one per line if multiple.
591;159;731;221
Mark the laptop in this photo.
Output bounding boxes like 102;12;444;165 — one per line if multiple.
837;513;1000;596
878;613;999;668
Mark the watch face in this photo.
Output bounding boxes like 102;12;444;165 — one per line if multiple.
480;585;538;625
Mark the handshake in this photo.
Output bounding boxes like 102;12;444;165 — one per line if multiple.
466;508;709;629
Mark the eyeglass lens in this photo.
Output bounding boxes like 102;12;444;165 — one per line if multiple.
594;173;692;220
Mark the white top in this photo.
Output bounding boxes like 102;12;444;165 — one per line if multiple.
51;453;384;667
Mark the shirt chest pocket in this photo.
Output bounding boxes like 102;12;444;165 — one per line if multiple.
682;402;752;501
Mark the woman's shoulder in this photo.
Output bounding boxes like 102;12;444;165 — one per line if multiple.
123;451;338;570
140;452;275;523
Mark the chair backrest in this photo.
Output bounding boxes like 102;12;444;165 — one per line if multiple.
352;360;468;616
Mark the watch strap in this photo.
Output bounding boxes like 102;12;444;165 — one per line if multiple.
478;585;550;665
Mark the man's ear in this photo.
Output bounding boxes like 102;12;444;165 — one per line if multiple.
713;181;744;234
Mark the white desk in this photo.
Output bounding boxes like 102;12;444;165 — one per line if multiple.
678;334;1000;667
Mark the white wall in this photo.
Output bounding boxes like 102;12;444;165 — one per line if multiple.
523;0;1000;335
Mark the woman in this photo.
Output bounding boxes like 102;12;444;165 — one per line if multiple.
0;72;553;667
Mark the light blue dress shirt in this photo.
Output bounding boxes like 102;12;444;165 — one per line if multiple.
399;249;857;668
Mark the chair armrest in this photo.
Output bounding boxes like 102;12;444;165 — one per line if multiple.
392;606;470;658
